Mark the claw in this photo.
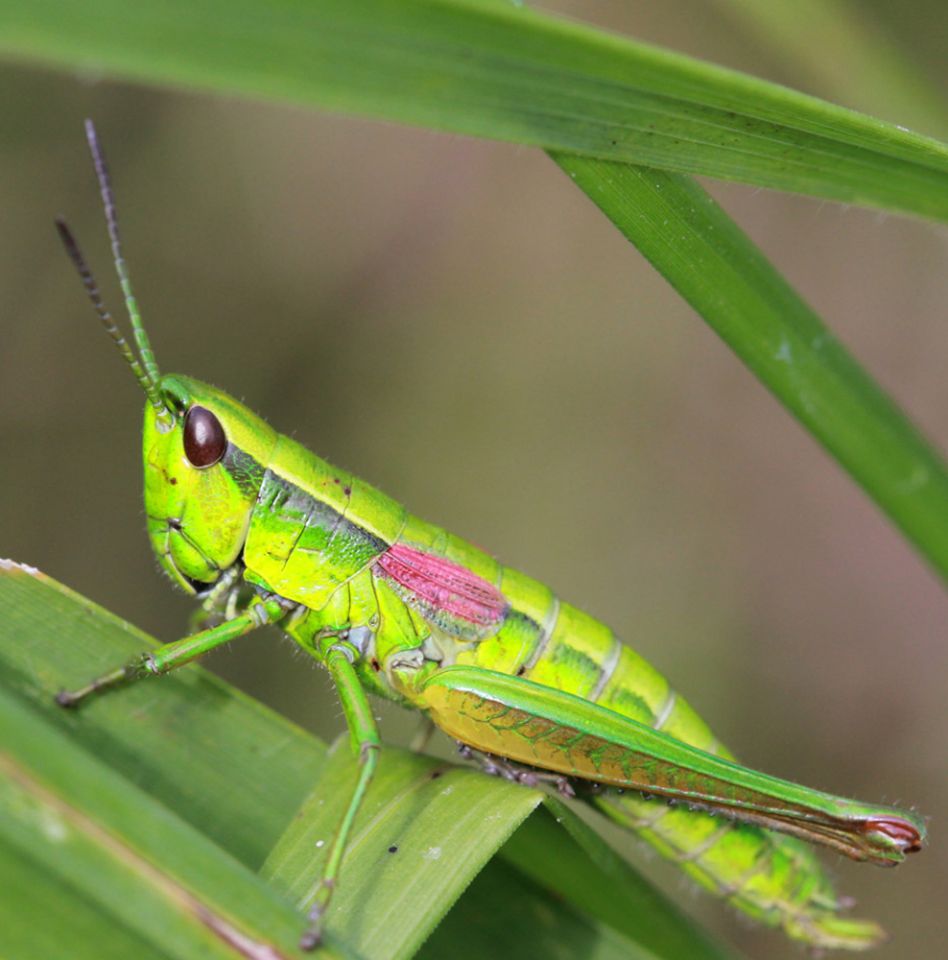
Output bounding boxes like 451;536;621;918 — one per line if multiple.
55;689;80;709
556;777;576;799
300;880;335;951
299;930;322;952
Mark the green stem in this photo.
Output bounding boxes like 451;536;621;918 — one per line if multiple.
553;154;948;580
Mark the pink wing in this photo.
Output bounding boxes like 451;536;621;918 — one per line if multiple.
377;543;507;628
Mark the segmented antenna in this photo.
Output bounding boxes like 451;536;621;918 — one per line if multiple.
55;121;172;427
83;118;162;389
54;217;159;401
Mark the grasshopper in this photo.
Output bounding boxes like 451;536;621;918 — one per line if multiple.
56;121;923;951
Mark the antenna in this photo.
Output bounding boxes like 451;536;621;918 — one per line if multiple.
55;120;172;427
83;118;162;388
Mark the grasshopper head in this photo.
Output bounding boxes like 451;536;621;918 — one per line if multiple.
143;375;277;593
57;121;278;595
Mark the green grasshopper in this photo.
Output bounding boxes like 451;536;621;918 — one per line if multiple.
56;120;924;952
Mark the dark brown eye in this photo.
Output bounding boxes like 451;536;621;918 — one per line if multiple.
183;406;226;467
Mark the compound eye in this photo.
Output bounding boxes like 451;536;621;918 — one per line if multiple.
183;406;226;467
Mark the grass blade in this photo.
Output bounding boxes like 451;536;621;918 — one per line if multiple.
0;840;169;960
0;689;325;960
0;0;946;219
422;856;665;960
262;740;542;960
0;559;322;869
552;157;948;579
0;562;738;959
503;799;735;960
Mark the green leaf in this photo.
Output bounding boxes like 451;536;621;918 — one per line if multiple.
0;559;322;869
502;798;734;960
0;563;738;959
263;739;543;959
551;157;948;579
421;855;664;960
0;0;946;219
0;689;326;960
0;841;169;960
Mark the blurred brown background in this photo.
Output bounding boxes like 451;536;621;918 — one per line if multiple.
1;1;945;957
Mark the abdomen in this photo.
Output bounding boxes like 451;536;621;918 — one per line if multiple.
454;584;870;948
